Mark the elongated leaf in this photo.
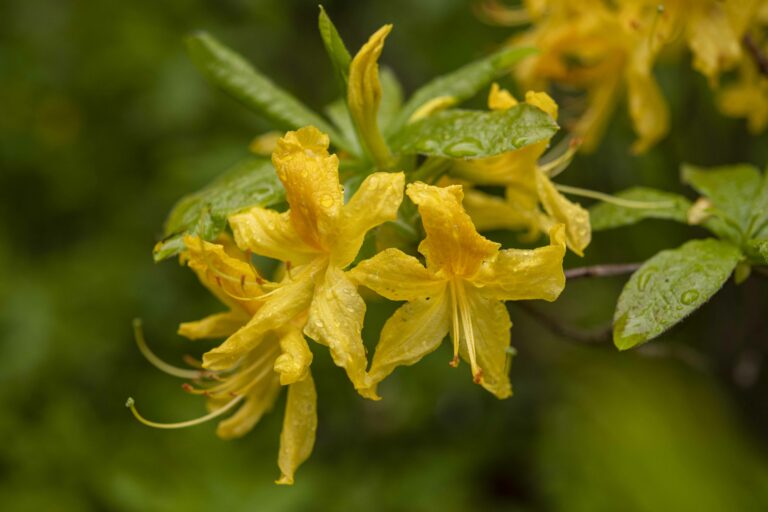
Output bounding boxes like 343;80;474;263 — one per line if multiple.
750;168;768;238
318;6;351;89
589;187;691;231
613;238;742;350
325;99;362;156
681;163;762;235
154;158;285;261
186;32;351;151
390;46;536;132
389;105;557;159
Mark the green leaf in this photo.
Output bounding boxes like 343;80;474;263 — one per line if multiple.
613;238;742;350
749;168;768;238
745;239;768;265
681;163;762;237
153;158;284;261
318;6;352;89
325;99;362;156
378;67;403;135
186;32;351;152
390;46;537;133
389;105;557;159
589;187;692;231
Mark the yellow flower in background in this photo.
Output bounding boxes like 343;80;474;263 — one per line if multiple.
205;126;405;398
351;182;566;399
454;84;591;255
129;236;316;485
484;0;767;151
718;61;768;134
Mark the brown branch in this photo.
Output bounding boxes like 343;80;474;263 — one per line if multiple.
515;302;611;344
565;263;642;280
743;34;768;77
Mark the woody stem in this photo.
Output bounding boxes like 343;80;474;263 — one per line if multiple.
565;262;642;280
743;34;768;77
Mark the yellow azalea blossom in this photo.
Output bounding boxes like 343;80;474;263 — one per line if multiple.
453;84;591;256
348;24;395;169
718;60;768;134
491;0;766;151
351;182;566;399
203;126;404;400
129;235;316;485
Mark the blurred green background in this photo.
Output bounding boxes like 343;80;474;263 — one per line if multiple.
3;0;768;510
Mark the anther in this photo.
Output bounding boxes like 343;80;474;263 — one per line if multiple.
449;355;460;368
473;368;484;385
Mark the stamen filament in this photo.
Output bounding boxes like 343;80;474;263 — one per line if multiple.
448;280;461;367
134;319;209;379
540;137;580;178
554;184;675;209
198;238;269;291
455;281;483;384
125;395;243;429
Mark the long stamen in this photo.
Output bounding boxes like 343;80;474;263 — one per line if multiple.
134;319;210;379
448;280;461;368
554;184;675;210
540;137;581;178
125;394;243;429
456;281;483;384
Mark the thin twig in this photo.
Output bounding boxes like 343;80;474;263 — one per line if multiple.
565;262;642;280
743;34;768;77
515;302;611;344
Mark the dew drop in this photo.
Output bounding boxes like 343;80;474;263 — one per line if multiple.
445;138;483;158
680;289;699;305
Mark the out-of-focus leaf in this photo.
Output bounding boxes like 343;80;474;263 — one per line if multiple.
589;187;691;231
318;6;351;89
681;164;762;239
613;238;742;350
326;99;362;157
186;32;351;151
745;239;768;265
389;105;557;159
389;46;537;132
379;67;403;134
750;168;768;238
154;158;284;261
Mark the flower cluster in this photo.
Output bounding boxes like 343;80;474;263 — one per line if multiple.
480;0;768;152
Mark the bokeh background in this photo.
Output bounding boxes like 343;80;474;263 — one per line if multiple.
3;0;768;510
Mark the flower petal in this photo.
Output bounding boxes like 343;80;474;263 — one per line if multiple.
304;266;370;395
348;25;395;168
407;182;500;277
332;171;405;267
183;235;266;313
365;291;451;398
462;287;513;399
472;224;566;301
215;375;281;440
686;2;743;81
276;373;318;485
272;127;344;250
463;188;540;233
626;69;669;154
229;207;319;265
202;261;321;370
274;328;313;386
349;248;446;301
178;311;249;340
535;170;591;255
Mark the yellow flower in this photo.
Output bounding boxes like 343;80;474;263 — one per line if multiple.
129;236;316;485
453;84;591;255
348;24;395;169
502;0;767;150
351;182;566;399
718;60;768;134
204;126;405;399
